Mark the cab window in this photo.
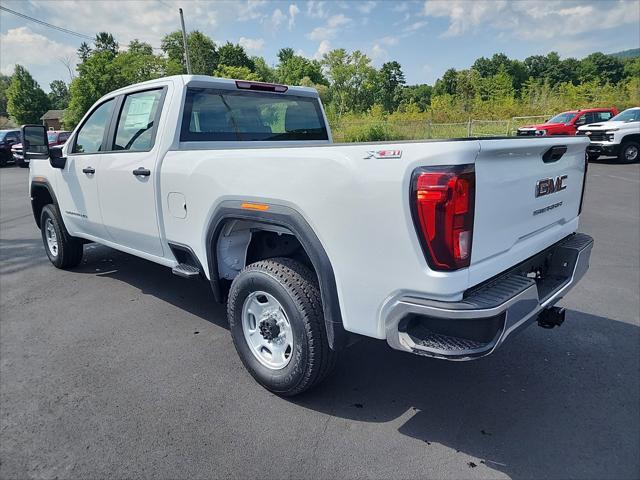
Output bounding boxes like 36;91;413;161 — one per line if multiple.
596;111;613;122
72;99;115;154
112;89;163;151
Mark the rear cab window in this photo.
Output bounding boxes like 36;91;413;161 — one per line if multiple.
180;88;328;142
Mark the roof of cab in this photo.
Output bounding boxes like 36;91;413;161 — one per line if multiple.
108;74;319;98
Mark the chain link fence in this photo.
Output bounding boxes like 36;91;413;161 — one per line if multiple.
331;115;554;142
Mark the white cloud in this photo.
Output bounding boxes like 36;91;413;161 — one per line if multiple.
0;27;76;79
269;8;287;28
307;13;351;41
238;36;265;53
314;40;332;59
380;36;399;46
406;20;428;32
393;2;409;12
422;0;640;40
288;4;300;30
356;1;377;14
306;1;327;18
371;43;388;61
237;0;268;21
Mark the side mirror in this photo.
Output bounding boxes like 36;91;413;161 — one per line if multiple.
21;125;49;161
49;146;66;169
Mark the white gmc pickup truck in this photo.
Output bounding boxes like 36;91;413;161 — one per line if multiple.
22;75;593;395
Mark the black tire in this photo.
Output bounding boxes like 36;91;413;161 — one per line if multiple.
618;141;639;164
40;204;84;269
586;152;599;162
0;156;7;167
227;257;337;396
17;159;28;168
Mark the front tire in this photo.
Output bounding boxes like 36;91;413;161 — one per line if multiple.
40;204;84;269
227;258;337;396
618;141;639;164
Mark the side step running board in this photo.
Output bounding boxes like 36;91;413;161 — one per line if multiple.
172;263;201;279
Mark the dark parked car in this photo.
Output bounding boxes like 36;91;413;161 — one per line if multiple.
0;129;21;166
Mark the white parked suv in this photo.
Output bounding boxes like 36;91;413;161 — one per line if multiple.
578;107;640;163
21;75;593;395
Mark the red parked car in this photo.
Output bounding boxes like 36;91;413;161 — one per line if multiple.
13;130;71;168
516;108;619;136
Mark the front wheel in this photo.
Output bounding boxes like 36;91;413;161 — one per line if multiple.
227;257;337;396
618;141;639;164
40;204;84;268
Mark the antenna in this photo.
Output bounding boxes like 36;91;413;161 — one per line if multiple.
179;8;192;75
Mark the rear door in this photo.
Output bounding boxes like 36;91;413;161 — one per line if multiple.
97;88;166;257
470;137;588;284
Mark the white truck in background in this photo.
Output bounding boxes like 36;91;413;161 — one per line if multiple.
22;75;593;396
578;107;640;163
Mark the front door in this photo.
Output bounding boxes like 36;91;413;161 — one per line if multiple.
57;98;115;238
97;88;165;257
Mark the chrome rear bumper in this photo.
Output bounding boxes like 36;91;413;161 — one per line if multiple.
384;233;594;360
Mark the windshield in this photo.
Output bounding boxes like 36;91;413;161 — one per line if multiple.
546;112;576;124
610;109;640;122
180;88;329;142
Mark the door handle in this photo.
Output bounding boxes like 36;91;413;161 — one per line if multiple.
82;167;95;174
132;167;151;177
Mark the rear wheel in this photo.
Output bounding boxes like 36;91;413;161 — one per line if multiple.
227;257;337;396
40;204;84;269
618;141;639;164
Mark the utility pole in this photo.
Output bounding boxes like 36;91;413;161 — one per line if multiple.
179;8;192;74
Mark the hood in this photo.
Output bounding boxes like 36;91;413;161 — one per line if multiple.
577;120;629;131
518;122;565;131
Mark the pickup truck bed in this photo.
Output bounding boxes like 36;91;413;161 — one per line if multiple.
24;75;593;395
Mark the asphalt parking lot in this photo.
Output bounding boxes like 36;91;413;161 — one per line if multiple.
1;160;639;480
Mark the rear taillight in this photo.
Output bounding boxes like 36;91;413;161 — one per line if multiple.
411;165;476;271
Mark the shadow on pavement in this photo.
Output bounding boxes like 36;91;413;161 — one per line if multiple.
0;237;47;275
51;242;640;479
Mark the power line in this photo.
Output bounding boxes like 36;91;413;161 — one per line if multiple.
0;5;94;41
0;5;165;50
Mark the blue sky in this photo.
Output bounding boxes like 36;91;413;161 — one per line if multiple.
1;0;639;92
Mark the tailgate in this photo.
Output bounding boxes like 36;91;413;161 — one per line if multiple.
470;136;588;285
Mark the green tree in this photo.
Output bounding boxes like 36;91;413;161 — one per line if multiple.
0;73;12;116
322;49;377;114
6;65;50;124
277;47;295;63
161;30;218;75
77;41;92;62
128;39;154;56
579;52;625;84
377;61;406;112
399;84;432;111
217;42;255;70
251;56;275;82
94;32;119;55
48;80;70;109
213;65;260;81
276;53;326;86
623;57;640;79
115;42;167;84
433;68;457;96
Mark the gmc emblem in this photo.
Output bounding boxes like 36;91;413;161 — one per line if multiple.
536;175;567;197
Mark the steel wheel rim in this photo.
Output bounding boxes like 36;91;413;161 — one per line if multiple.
45;218;58;257
241;291;294;370
625;145;638;161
